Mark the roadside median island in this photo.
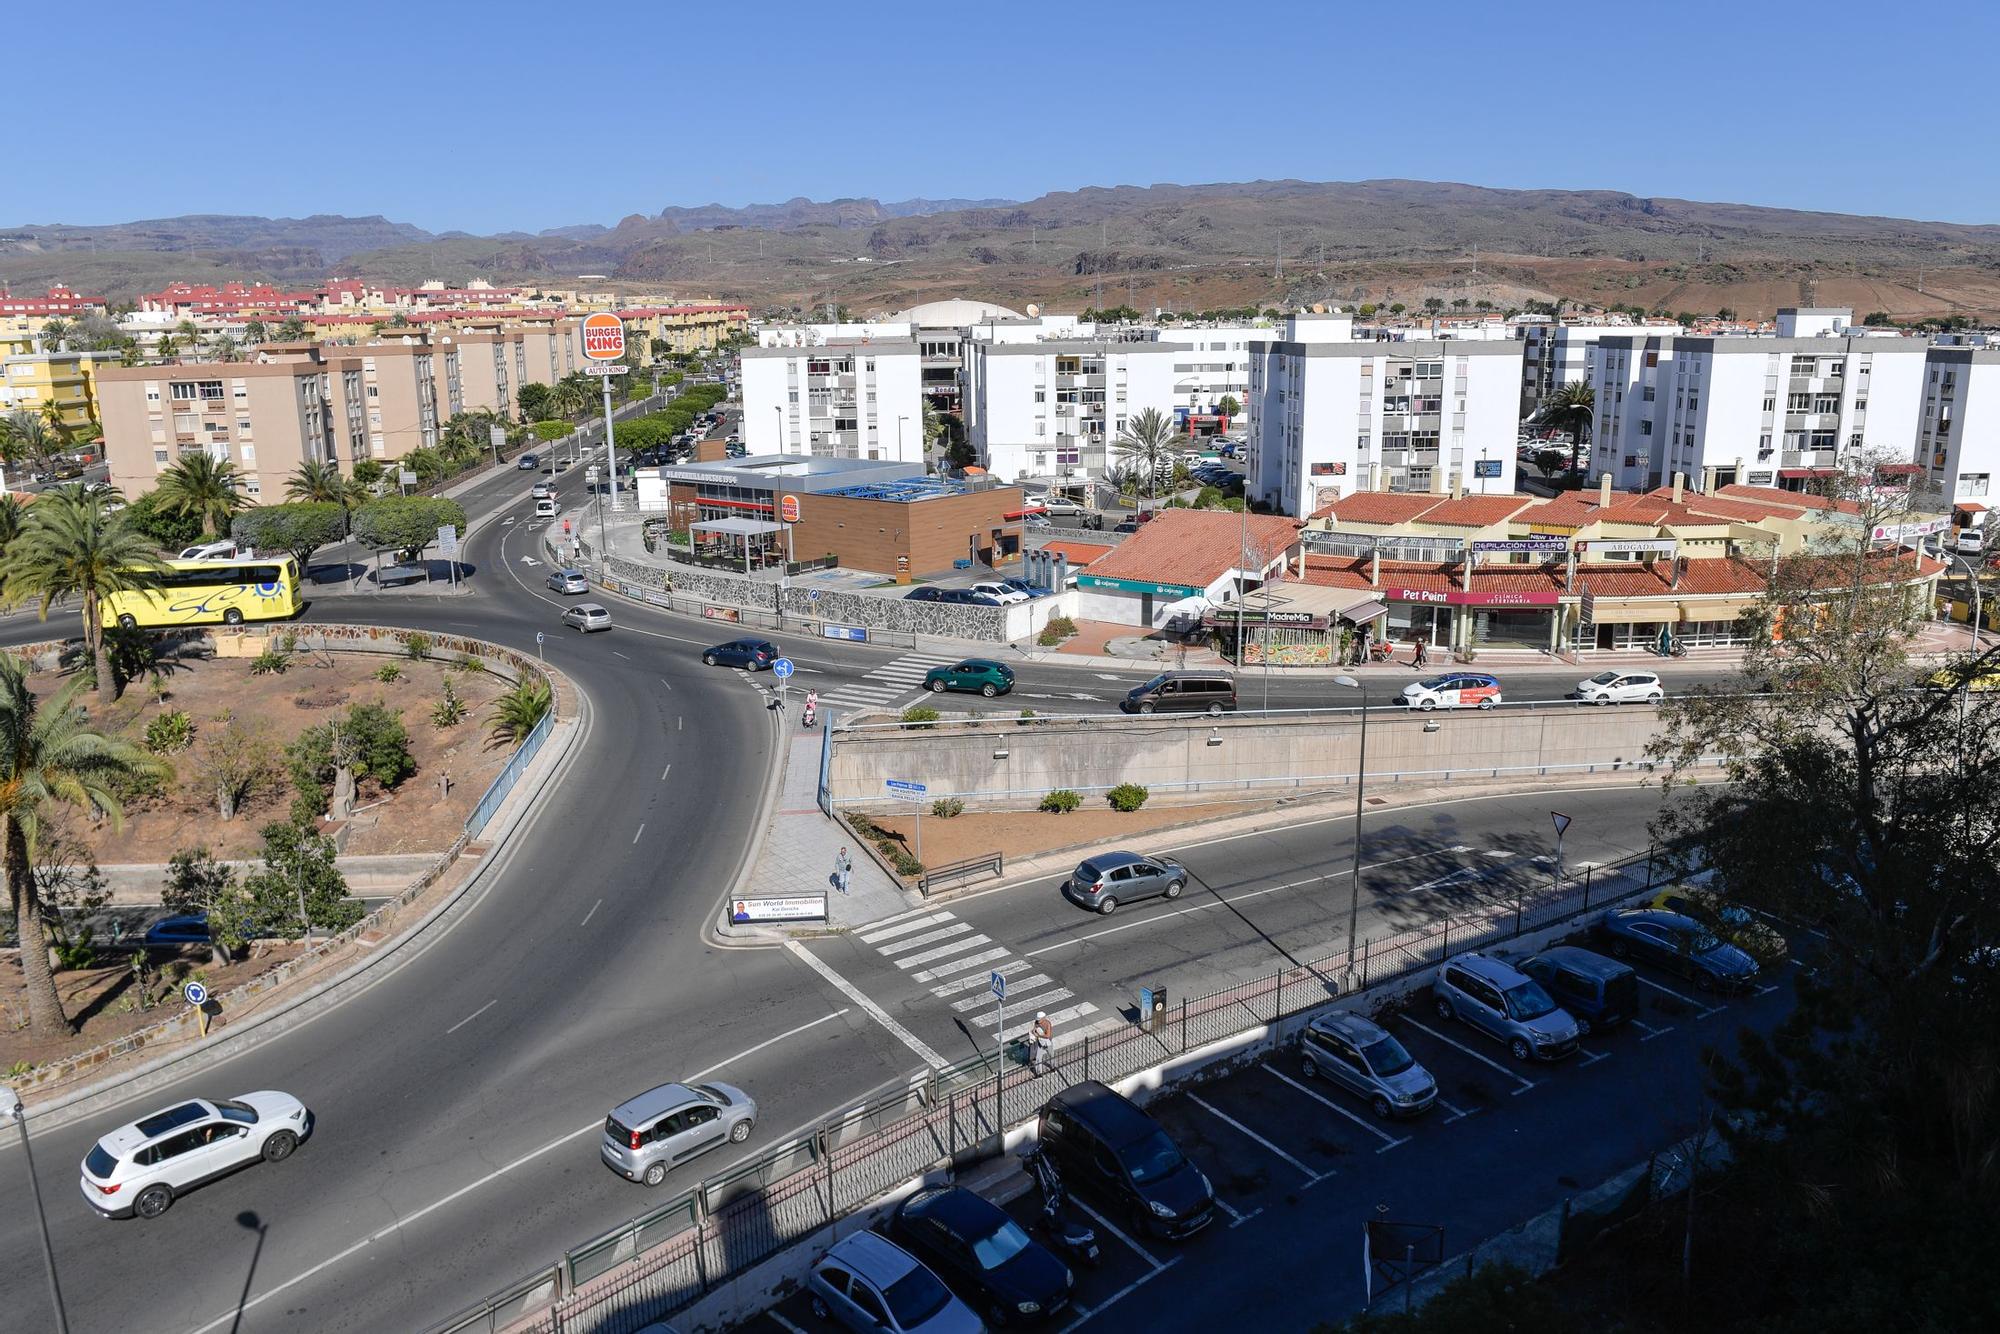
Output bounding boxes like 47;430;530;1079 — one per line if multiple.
853;800;1251;882
1;624;570;1102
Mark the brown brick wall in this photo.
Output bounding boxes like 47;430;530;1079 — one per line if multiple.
786;486;1022;575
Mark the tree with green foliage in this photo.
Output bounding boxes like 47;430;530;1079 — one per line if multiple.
119;488;207;551
0;494;22;549
273;317;308;342
1217;395;1241;419
350;495;468;560
350;457;385;489
1540;380;1595;457
241;818;360;940
232;502;347;569
487;678;552;747
162;848;251;966
0;655;170;1035
286;701;416;821
1532;448;1569;480
517;381;555;421
1;484;165;704
153;452;249;538
0;409;61;473
1112;407;1178;510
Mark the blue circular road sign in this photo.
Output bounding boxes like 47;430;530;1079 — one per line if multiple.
772;658;796;680
184;981;208;1007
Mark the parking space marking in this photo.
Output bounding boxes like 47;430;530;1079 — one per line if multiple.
1577;1046;1609;1066
1068;1195;1163;1270
1435;1095;1478;1123
876;923;974;955
858;912;954;944
1753;983;1779;996
894;934;995;968
1057;1256;1183;1334
909;947;1010;983
1632;1018;1674;1041
769;1315;810;1334
1635;975;1723;1017
1399;1017;1538;1094
1188;1093;1328;1185
1259;1065;1409;1151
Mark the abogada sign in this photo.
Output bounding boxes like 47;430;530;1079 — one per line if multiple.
580;312;626;362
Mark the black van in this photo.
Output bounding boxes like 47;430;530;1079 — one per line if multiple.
1120;672;1238;716
1516;946;1638;1037
1036;1081;1213;1239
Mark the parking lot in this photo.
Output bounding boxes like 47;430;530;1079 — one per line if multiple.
740;917;1801;1332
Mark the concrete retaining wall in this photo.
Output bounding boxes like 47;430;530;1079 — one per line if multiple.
830;706;1672;809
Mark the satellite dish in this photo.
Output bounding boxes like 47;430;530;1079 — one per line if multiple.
1026;303;1041;318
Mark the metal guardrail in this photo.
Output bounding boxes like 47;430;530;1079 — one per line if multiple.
430;842;1688;1334
918;852;1004;896
466;706;555;839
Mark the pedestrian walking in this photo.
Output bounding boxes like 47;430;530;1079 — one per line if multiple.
1030;1011;1054;1076
1412;635;1429;669
834;846;853;895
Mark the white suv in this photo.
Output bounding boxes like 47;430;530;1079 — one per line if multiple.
80;1092;314;1220
969;580;1029;605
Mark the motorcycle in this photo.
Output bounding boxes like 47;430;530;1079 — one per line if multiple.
1023;1148;1101;1268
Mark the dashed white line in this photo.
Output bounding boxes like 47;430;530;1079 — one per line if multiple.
632;823;645;844
445;999;497;1035
580;899;602;927
660;764;672;782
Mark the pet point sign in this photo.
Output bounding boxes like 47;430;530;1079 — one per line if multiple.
580;312;626;361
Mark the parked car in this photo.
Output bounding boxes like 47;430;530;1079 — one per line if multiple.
1575;669;1664;705
561;603;612;632
178;541;247;561
1110;520;1141;535
924;659;1015;697
1002;577;1052;598
905;586;949;602
890;1184;1073;1325
1514;947;1637;1036
1041;498;1087;518
1064;850;1185;915
143;914;214;948
80;1093;314;1219
1432;952;1580;1062
969;580;1029;605
702;638;779;669
1400;673;1502;711
807;1231;982;1334
1646;886;1790;966
600;1082;756;1186
1023;514;1054;529
1121;671;1237;716
1298;1012;1437;1118
1594;907;1762;992
517;453;540;470
1037;1080;1213;1238
546;569;590;595
1928;663;2000;692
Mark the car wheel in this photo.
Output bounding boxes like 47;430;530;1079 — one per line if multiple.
1509;1037;1533;1062
729;1119;752;1143
1207;701;1224;716
1302;1054;1320;1079
1575;1015;1593;1037
981;683;998;698
1419;698;1437;712
1371;1095;1394;1120
1693;969;1716;994
1434;996;1454;1021
261;1130;298;1162
642;1161;668;1187
1593;696;1610;706
1138;701;1155;715
1097;897;1118;916
118;613;138;629
1478;698;1496;710
930;679;947;693
1646;693;1664;705
222;608;244;626
1164;879;1183;900
703;653;717;666
135;1184;174;1220
810;1296;831;1321
1608;938;1632;960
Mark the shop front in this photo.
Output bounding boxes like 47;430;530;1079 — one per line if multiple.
1385;586;1564;654
1206;586;1388;666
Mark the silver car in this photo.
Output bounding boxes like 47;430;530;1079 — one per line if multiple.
1298;1012;1437;1118
562;603;611;632
1065;850;1186;915
600;1082;757;1186
546;568;590;595
1433;952;1580;1062
808;1230;984;1334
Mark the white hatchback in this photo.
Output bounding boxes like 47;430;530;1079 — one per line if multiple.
80;1092;313;1220
1576;669;1664;705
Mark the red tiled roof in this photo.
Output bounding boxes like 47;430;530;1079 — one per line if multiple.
1302;549;1941;600
1315;492;1446;525
1085;511;1300;589
1040;540;1112;566
1409;495;1535;528
1715;483;1863;515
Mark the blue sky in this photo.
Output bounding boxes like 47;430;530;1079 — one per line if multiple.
16;0;1998;232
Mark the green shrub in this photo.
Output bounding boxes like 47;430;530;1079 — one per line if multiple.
431;679;468;729
144;710;197;755
847;813;879;839
451;653;487;674
375;663;402;683
930;797;965;819
900;704;941;728
1040;788;1081;814
1017;708;1037;725
250;648;290;675
404;632;432;661
891;851;924;877
1037;616;1078;647
1107;782;1150;813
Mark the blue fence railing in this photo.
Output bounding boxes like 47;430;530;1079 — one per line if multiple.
467;707;555;838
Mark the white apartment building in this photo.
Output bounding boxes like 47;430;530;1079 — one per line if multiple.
962;337;1182;483
1589;309;1929;493
1163;325;1258;421
1518;318;1679;417
1246;313;1524;516
740;336;925;462
1917;347;2000;510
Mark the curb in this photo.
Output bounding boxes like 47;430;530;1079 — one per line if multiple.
704;698;798;951
14;676;592;1133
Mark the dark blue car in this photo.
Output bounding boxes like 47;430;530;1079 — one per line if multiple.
1594;908;1760;993
890;1185;1072;1325
144;914;212;946
701;639;780;670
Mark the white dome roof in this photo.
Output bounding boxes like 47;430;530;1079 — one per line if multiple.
892;298;1024;325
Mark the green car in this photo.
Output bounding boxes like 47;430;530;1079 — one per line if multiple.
923;659;1016;698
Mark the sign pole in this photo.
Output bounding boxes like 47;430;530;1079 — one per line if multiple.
599;374;616;560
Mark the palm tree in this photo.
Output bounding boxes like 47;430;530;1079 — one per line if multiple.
487;679;552;747
175;319;201;356
1541;380;1595;466
273;317;308;342
39;398;74;449
0;483;163;706
206;333;243;363
0;495;22;547
154;453;248;538
1112;407;1179;510
3;410;57;474
286;459;351;505
39;318;72;348
0;654;170;1035
244;319;268;345
155;333;178;361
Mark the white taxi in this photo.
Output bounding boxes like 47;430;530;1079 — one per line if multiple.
1400;672;1503;711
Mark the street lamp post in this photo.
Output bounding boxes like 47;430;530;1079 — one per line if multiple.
1952;551;1982;650
1332;675;1369;984
3;1084;68;1333
773;404;783;453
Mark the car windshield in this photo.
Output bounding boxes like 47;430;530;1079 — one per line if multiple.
882;1266;953;1327
1690;929;1727;954
1121;1129;1186;1184
693;1084;730;1106
1588;671;1621;684
85;1144;119;1179
1360;1035;1417;1077
215;1100;259;1125
1136;675;1170;694
970;1216;1033;1270
1504;981;1559;1021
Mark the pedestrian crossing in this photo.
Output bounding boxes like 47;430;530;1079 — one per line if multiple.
814;652;963;711
857;906;1099;1040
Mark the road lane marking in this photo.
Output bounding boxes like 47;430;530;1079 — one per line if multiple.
769;1314;811;1334
860;912;955;944
951;975;1052;1011
445;999;497;1035
787;941;946;1070
613;650;630;659
182;1008;851;1334
871;901;956;931
660;764;672;781
1188;1092;1326;1183
1260;1064;1408;1150
1577;1046;1609;1066
580;899;602;927
932;960;1032;996
1057;1257;1183;1334
1399;1017;1537;1093
995;989;1072;1022
1633;1019;1675;1041
632;823;645;844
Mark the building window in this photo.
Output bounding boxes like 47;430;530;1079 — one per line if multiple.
153;448;169;466
1964;474;1990;497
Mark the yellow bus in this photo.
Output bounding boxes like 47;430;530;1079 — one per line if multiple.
104;557;305;629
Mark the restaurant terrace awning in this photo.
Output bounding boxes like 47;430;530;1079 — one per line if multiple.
692;517;784;537
1777;468;1839;480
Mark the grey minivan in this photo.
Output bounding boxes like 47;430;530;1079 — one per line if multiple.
1120;671;1237;716
1298;1012;1437;1118
600;1082;757;1186
1432;953;1580;1063
1065;850;1186;915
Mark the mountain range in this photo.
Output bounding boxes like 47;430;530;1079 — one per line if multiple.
5;180;1998;323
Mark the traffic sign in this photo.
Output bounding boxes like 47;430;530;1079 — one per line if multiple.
437;524;459;558
536;631;546;645
990;971;1007;1001
772;657;795;680
183;981;207;1007
1551;811;1572;837
808;589;822;602
885;779;927;802
580;312;626;361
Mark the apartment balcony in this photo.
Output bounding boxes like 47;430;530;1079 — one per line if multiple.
1056;372;1105;389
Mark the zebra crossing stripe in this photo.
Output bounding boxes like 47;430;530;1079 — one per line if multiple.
859;912;954;944
930;961;1032;997
877;923;973;956
909;947;1010;984
895;935;994;968
951;976;1054;1011
994;990;1072;1022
